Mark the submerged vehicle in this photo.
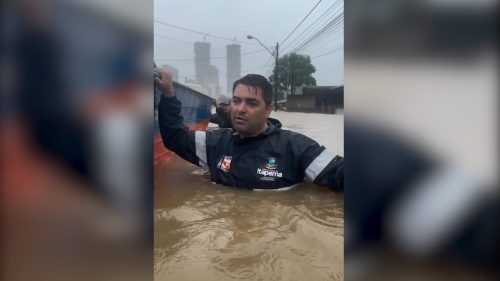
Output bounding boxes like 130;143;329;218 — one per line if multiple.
154;81;212;165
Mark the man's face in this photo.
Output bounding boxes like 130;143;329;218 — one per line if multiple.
219;103;230;113
231;84;272;137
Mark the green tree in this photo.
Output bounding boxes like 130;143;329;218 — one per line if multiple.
269;53;316;100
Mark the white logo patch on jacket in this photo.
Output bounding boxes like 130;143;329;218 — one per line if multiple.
257;157;283;181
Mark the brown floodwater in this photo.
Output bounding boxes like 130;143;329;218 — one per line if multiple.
154;111;344;281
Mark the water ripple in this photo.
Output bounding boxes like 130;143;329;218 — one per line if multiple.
155;143;344;280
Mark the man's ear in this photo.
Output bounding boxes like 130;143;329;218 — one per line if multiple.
265;104;273;117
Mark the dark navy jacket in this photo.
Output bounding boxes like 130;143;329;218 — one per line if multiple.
159;96;343;191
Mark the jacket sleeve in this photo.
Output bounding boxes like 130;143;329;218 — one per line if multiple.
309;149;344;192
158;95;208;167
295;135;344;191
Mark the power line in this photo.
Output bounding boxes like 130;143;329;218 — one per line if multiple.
280;0;342;53
261;2;343;79
154;33;229;52
264;61;275;77
305;40;341;57
295;18;343;54
302;29;343;55
280;0;323;45
156;48;268;62
284;0;343;53
154;19;266;47
292;10;343;52
154;33;193;45
310;45;344;58
259;55;275;76
293;12;343;53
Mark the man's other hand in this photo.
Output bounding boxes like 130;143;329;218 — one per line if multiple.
154;67;174;97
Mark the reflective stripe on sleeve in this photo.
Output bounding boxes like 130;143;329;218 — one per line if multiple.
195;131;208;167
305;149;336;181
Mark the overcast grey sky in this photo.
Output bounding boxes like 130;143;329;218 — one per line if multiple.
154;0;343;94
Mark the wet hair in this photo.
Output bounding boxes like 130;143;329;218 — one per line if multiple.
232;74;273;105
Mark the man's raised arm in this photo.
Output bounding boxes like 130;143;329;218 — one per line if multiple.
155;68;206;167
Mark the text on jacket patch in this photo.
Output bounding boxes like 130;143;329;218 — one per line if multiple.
257;157;283;181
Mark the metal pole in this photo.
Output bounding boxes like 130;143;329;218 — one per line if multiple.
291;57;295;96
247;35;274;57
246;35;279;110
274;42;279;111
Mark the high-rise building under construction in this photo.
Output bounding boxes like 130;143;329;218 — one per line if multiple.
226;44;241;95
194;42;211;87
194;41;220;97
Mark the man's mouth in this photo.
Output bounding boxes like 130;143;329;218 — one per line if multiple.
234;116;247;124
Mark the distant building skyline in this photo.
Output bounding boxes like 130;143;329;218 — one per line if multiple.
226;44;241;95
207;65;221;98
194;42;210;87
194;41;220;97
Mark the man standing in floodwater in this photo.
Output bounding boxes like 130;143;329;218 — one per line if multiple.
210;95;232;128
155;67;343;191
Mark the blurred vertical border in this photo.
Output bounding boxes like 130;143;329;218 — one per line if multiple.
1;0;153;280
345;0;498;280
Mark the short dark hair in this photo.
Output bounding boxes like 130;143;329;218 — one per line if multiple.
232;74;273;105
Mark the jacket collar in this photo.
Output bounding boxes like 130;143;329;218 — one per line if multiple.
232;123;280;140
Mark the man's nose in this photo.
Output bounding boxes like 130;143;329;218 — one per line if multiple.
235;102;247;113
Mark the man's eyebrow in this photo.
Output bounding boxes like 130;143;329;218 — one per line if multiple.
233;96;259;102
242;98;259;103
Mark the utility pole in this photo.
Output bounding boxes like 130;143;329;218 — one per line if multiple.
273;42;279;111
246;35;280;111
291;57;295;96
